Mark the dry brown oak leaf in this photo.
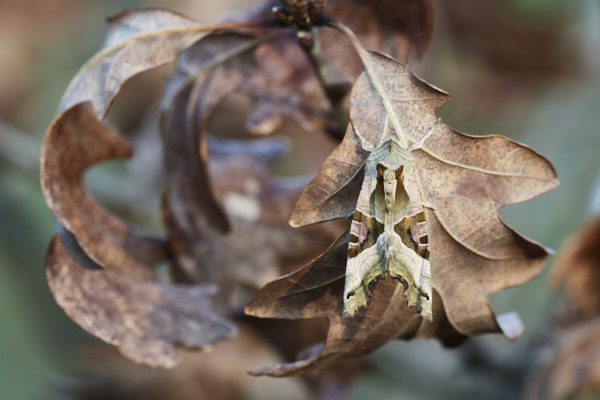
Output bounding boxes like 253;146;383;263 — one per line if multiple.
41;102;237;368
289;43;558;331
247;50;558;375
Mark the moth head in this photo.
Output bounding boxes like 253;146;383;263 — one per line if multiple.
376;164;404;180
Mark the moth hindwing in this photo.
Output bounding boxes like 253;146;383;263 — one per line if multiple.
344;135;433;320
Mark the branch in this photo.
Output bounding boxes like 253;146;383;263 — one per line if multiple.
297;27;349;140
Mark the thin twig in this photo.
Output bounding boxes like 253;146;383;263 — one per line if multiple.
297;27;349;140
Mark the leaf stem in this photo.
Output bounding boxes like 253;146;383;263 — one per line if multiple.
324;17;410;147
297;27;349;140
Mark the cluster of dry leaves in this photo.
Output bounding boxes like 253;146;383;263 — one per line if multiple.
40;0;560;392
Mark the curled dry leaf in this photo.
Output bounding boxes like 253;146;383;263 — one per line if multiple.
41;102;168;278
524;216;600;400
247;30;557;375
161;32;266;234
59;8;212;117
161;32;345;303
234;0;434;135
164;133;347;312
46;236;237;369
41;102;236;367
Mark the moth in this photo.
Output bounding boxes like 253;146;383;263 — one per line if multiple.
343;120;440;320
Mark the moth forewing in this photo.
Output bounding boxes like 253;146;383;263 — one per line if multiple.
344;136;433;320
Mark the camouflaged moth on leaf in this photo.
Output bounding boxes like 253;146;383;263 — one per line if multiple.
286;19;558;338
344;121;440;320
245;14;558;379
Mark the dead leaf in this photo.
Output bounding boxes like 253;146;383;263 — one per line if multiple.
524;216;600;400
288;25;557;335
245;230;466;377
45;235;237;369
161;32;266;234
246;26;556;375
58;7;271;118
164;134;347;313
59;8;211;118
41;102;168;278
41;102;237;367
548;215;600;322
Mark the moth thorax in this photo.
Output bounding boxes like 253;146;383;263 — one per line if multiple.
380;167;399;213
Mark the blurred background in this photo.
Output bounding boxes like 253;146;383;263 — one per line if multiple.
1;0;599;399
